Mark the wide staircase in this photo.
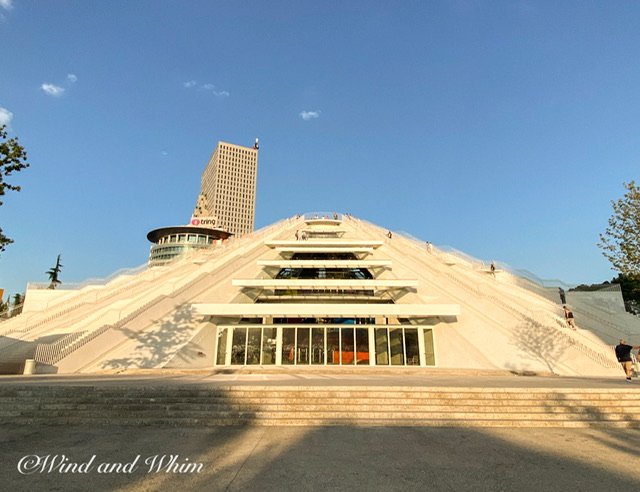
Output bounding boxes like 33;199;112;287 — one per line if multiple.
0;217;295;374
1;384;639;428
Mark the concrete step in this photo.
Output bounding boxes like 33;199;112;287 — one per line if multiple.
5;402;640;412
4;387;640;399
4;416;640;428
5;409;640;420
1;385;639;428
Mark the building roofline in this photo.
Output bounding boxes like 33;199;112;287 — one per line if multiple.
146;225;232;243
217;140;258;151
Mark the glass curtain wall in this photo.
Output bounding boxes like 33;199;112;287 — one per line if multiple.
219;325;432;367
374;327;422;366
223;327;278;365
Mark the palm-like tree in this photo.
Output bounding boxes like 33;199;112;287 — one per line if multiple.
46;254;63;289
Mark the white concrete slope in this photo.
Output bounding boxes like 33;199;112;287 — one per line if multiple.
54;218;294;373
0;214;624;377
351;217;621;377
2;218;289;372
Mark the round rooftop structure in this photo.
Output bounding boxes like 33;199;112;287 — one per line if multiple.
146;225;232;266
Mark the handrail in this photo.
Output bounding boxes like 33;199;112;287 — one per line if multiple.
0;220;283;337
362;219;618;369
1;264;178;338
565;300;638;338
7;219;292;330
0;302;24;321
33;216;296;367
303;212;342;221
26;263;150;291
396;231;574;289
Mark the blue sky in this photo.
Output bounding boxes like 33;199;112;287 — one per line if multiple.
1;0;639;299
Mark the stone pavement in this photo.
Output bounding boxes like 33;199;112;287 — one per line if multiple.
2;367;640;389
1;424;639;491
1;370;639;491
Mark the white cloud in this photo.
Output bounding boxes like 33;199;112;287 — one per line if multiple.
67;73;77;83
185;81;229;97
41;83;65;97
300;110;321;121
0;0;13;11
202;83;229;97
0;106;13;126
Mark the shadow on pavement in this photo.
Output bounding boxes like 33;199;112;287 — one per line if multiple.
1;424;639;491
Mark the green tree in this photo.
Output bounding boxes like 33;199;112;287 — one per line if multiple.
0;298;8;318
0;124;30;253
46;254;63;289
598;181;640;276
611;272;640;313
11;292;24;317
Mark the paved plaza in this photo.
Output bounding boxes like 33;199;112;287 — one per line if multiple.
1;371;639;491
2;422;640;491
3;367;640;388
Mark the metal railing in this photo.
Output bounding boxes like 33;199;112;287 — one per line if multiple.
359;219;618;369
0;302;24;320
32;216;296;367
27;263;150;291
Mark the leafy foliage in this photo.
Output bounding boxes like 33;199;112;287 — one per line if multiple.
0;293;26;317
598;181;640;275
0;124;30;253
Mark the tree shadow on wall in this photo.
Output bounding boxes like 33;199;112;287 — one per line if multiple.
510;319;572;374
100;303;202;371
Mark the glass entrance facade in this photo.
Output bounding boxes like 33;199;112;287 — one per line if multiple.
216;325;435;367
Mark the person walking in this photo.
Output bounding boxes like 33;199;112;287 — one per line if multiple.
615;339;640;382
558;287;566;304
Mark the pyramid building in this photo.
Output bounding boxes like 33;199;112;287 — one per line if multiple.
1;212;637;376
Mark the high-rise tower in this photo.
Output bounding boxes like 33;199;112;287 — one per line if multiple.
193;140;259;236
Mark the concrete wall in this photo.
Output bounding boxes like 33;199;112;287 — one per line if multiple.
567;290;626;313
164;323;217;368
22;289;80;313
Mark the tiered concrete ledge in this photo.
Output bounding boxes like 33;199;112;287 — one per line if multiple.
257;259;392;268
231;279;418;289
304;218;342;226
266;240;384;249
274;247;375;255
192;303;460;317
301;228;347;234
